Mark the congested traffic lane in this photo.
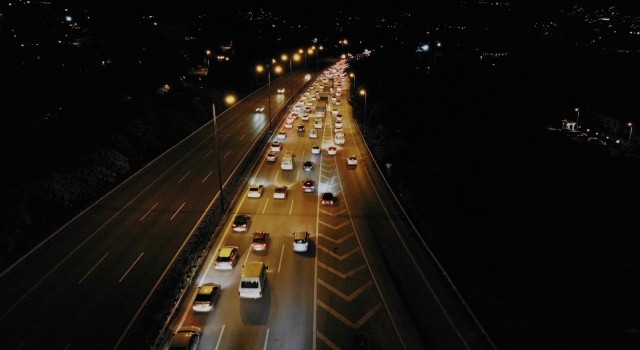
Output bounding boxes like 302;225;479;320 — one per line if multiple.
170;60;415;350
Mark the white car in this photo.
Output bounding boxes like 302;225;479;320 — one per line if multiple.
247;184;264;198
271;141;282;151
335;99;341;105
301;114;310;121
273;185;288;199
284;122;293;129
277;88;285;94
312;145;321;154
309;129;318;138
331;108;339;115
347;155;358;166
192;283;221;312
335;121;343;128
214;246;239;270
277;131;286;139
327;146;337;155
292;231;310;252
335;114;343;122
306;101;314;105
304;106;312;113
314;119;323;129
256;105;265;113
266;152;277;162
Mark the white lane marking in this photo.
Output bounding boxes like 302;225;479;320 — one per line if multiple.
262;199;269;214
202;171;213;183
214;325;226;350
178;171;191;183
263;328;270;350
278;244;284;273
275;169;280;181
170;202;186;221
224;149;231;158
78;252;109;284
204;149;213;158
119;252;144;283
63;343;71;350
222;134;230;141
139;202;158;221
239;134;245;140
289;200;294;215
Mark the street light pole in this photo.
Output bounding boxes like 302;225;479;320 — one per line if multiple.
575;107;580;125
359;89;367;135
628;122;633;143
212;102;225;210
349;73;355;96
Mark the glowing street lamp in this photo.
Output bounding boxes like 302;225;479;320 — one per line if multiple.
628;122;633;143
213;94;236;210
349;73;355;96
359;89;367;135
575;107;580;125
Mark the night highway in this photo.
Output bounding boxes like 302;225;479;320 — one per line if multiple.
0;61;491;350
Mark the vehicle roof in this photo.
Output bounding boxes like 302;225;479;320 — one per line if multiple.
198;282;220;296
219;246;237;257
242;261;265;278
294;230;309;240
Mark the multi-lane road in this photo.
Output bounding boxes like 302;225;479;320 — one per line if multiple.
1;59;494;350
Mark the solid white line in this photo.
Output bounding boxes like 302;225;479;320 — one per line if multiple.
214;325;226;350
223;134;230;141
170;202;186;221
275;169;280;181
224;149;231;158
119;252;144;283
278;244;284;273
263;328;270;350
178;171;191;183
262;199;269;214
239;134;245;141
289;200;294;215
78;252;109;284
202;171;213;183
63;343;71;350
139;202;158;221
204;149;213;158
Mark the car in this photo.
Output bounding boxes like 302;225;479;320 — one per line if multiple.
335;99;341;105
302;179;316;192
304;106;312;113
311;145;321;154
284;122;293;129
327;146;337;155
314;119;323;129
297;124;305;133
347;155;358;166
306;100;314;106
277;87;285;94
215;246;239;270
336;91;342;97
286;115;295;124
247;184;264;198
232;214;251;232
271;141;282;151
335;114;343;122
303;161;313;171
191;282;222;312
301;114;310;121
256;105;265;113
331;108;339;115
292;230;311;252
322;192;336;206
274;185;288;199
251;232;270;251
309;129;318;138
277;130;287;139
335;120;343;128
169;326;201;350
266;151;277;162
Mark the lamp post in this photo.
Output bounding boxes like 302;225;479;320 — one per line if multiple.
257;63;282;133
212;95;236;211
575;107;580;125
313;45;323;72
628;122;633;143
359;89;367;135
349;73;355;96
